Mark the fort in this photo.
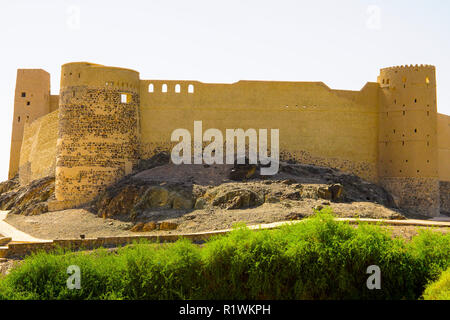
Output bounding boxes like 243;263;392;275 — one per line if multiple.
7;62;450;217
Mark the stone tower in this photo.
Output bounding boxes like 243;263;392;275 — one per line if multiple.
55;62;141;205
377;65;440;216
8;69;51;179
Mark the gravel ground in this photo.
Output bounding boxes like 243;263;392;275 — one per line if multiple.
2;197;441;240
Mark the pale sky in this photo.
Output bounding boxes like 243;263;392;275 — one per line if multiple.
0;0;449;181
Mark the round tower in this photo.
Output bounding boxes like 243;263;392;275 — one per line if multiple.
55;62;140;204
377;64;439;216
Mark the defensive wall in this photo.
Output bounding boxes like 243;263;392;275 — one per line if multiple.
8;62;450;216
18;110;58;185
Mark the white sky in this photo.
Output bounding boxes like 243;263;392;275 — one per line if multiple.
0;0;449;181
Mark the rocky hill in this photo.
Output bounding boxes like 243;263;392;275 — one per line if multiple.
0;153;408;232
89;152;404;227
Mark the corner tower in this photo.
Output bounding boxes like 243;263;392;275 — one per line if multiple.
8;69;51;179
55;62;140;206
378;65;439;216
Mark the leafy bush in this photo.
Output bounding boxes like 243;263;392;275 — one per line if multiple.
422;267;450;300
0;209;448;300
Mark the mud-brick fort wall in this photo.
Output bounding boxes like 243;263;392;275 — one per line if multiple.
7;62;450;216
139;80;380;183
18;110;58;185
55;63;141;204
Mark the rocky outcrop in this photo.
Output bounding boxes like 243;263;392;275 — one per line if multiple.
87;152;400;222
202;186;264;210
0;176;54;216
93;181;196;220
439;181;450;215
130;221;178;232
0;152;400;221
0;175;19;195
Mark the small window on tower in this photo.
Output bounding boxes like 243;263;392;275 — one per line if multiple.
188;84;194;93
148;84;154;93
21;92;26;97
121;93;129;103
26;101;30;106
162;84;168;93
175;84;181;93
425;77;430;84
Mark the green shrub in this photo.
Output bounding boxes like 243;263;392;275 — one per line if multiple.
0;209;448;300
422;267;450;300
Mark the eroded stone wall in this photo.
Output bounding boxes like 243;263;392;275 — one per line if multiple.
56;86;140;201
440;181;450;214
380;177;440;216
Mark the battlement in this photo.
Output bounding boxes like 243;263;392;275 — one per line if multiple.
380;64;436;72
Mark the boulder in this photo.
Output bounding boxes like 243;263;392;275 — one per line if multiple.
159;221;178;230
317;184;344;201
97;185;145;218
208;187;263;209
142;222;157;232
329;184;344;201
317;186;332;200
1;176;54;216
146;187;171;208
194;198;207;209
171;191;194;210
130;222;145;232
